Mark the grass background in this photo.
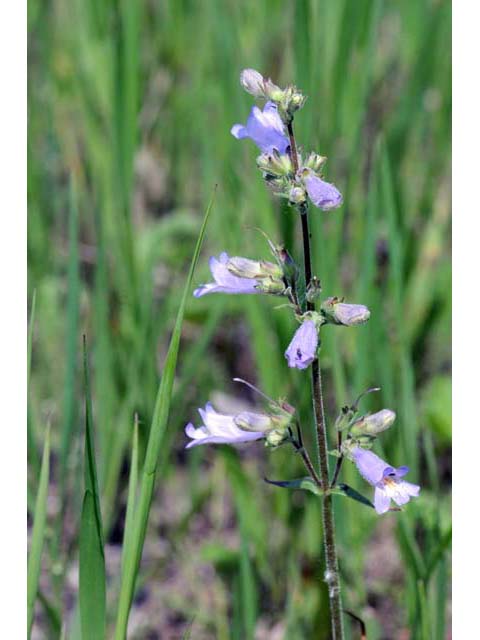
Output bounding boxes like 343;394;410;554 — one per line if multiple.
28;0;451;638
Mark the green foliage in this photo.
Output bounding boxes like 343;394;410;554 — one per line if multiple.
79;341;106;640
28;1;451;638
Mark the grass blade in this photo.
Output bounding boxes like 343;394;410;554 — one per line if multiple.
120;414;139;575
114;189;215;639
79;338;106;640
27;425;50;638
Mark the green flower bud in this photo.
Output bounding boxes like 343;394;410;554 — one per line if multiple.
265;428;289;447
350;409;396;437
256;150;293;177
306;277;322;303
288;186;307;205
303;152;327;173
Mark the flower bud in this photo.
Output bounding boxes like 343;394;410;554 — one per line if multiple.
321;297;371;326
303;152;327;173
227;256;283;280
350;409;396;437
288;186;307;205
265;428;289;447
239;69;266;97
256;150;293;177
306;277;322;303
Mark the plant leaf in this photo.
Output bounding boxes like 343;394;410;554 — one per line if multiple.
114;188;215;639
79;339;106;640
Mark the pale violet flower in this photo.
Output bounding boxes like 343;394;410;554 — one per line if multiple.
285;319;318;370
231;101;290;154
351;446;420;514
304;173;343;211
184;403;267;448
194;253;260;297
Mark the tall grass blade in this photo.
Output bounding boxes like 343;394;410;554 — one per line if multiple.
27;425;50;638
60;178;80;483
79;338;106;640
120;415;139;575
114;189;215;639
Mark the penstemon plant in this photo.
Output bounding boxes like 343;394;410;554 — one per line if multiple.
186;69;420;639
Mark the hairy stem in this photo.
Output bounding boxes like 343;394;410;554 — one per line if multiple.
287;121;345;639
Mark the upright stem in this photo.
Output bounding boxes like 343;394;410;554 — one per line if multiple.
287;122;345;639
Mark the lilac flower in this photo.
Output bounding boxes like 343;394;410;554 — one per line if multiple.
193;253;260;298
304;174;343;211
351;447;420;514
285;319;318;370
184;403;266;449
231;101;290;154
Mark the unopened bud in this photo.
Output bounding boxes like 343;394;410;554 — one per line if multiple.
256;150;293;177
350;409;396;437
306;277;322;303
265;428;289;447
304;152;327;173
321;297;371;326
240;69;266;97
288;186;307;205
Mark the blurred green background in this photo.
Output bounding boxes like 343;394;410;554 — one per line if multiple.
28;0;451;638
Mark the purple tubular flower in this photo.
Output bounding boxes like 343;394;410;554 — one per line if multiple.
193;253;260;297
185;403;265;448
351;447;420;515
231;101;290;154
304;174;343;211
285;319;318;370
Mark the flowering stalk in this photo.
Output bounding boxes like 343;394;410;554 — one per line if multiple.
288;121;345;639
189;68;419;639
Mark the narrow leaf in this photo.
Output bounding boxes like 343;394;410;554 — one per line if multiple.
114;189;215;639
120;415;139;575
79;339;106;640
334;483;375;509
264;476;323;497
27;425;50;638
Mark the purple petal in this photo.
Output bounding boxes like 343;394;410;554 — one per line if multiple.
285;320;318;370
304;175;343;211
185;431;264;449
351;447;390;486
194;253;261;297
374;487;391;514
231;102;289;154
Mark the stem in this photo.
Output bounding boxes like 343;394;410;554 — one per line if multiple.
331;432;345;488
288;122;345;639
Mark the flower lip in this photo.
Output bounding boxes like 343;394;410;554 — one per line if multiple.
193;252;261;297
350;446;420;514
185;402;265;449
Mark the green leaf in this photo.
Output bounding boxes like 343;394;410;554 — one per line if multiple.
265;476;324;497
114;189;215;639
79;339;106;640
27;425;50;638
120;415;139;575
333;483;375;509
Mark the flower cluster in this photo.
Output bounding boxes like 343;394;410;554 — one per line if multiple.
231;71;342;212
185;68;419;519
